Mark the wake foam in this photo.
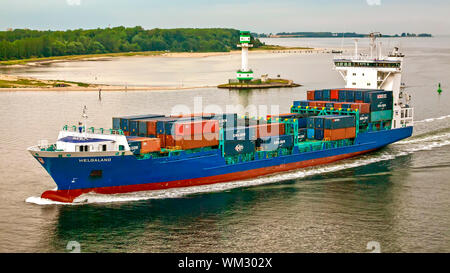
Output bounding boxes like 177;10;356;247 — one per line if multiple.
415;114;450;123
26;126;450;205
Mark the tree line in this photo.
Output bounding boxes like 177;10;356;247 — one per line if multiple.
0;26;264;61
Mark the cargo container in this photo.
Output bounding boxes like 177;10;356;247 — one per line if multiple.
364;90;393;111
174;133;219;150
314;128;324;140
223;126;256;141
322;89;331;101
223;139;256;156
314;90;323;100
338;90;346;101
254;123;285;138
307;117;316;129
331;89;339;100
341;103;352;109
209;113;238;126
307;90;315;100
359;113;370;124
297;118;308;128
138;119;158;137
314;117;324;129
323;115;355;129
166;119;219;137
370;110;393;122
112;118;121;130
155;117;179;135
350;102;370;114
325;102;335;108
116;114;164;131
293;100;310;107
354;90;363;101
156;134;166;147
333;102;343;109
127;137;161;155
315;101;326;108
345;90;355;102
257;135;294;151
345;127;356;138
307;128;315;139
324;128;347;141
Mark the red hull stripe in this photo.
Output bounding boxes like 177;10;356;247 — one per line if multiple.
41;149;375;203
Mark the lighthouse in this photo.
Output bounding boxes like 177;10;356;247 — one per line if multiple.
236;31;253;82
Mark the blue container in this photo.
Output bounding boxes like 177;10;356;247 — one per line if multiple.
293;100;310;107
323;115;355;129
112;118;121;130
307;117;316;129
354;90;363;101
314;128;324;140
119;114;165;131
314;117;324;128
297;118;307;128
127;140;142;155
345;90;355;102
223;126;256;141
259;135;294;151
307;128;315;139
223;140;255;156
370;110;393;122
314;90;323;100
322;89;331;101
325;103;334;108
338;90;346;101
364;91;393;111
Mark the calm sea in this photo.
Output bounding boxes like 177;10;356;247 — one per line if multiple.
0;37;449;252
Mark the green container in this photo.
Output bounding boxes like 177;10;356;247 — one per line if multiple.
370;110;393;122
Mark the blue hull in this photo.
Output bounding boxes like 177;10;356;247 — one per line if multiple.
34;127;413;193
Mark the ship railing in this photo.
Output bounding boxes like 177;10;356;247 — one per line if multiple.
399;107;414;127
62;125;124;135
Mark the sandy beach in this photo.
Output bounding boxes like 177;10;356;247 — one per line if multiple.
0;47;343;91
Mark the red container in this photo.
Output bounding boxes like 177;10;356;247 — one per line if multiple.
123;131;130;136
307;90;315;100
254;123;285;138
174;133;219;150
145;120;158;135
355;100;363;103
173;120;219;136
165;134;175;147
132;137;161;153
157;134;166;147
308;101;318;107
345;127;356;138
350;102;370;114
315;101;326;108
331;89;339;100
324;128;346;141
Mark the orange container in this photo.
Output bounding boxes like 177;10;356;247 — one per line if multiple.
131;137;161;153
315;101;326;108
157;134;166;147
324;128;346;141
255;123;285;138
333;103;343;109
350;103;370;114
165;134;175;147
174;133;219;150
345;127;356;138
307;90;315;100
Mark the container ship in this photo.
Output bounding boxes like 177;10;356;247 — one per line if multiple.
28;34;414;203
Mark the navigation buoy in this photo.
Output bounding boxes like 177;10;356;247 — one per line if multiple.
437;83;442;94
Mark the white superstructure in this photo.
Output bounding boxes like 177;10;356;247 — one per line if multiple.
334;32;413;129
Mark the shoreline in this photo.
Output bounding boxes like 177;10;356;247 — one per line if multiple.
0;46;346;92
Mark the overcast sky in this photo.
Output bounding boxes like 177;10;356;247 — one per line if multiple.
1;0;449;35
